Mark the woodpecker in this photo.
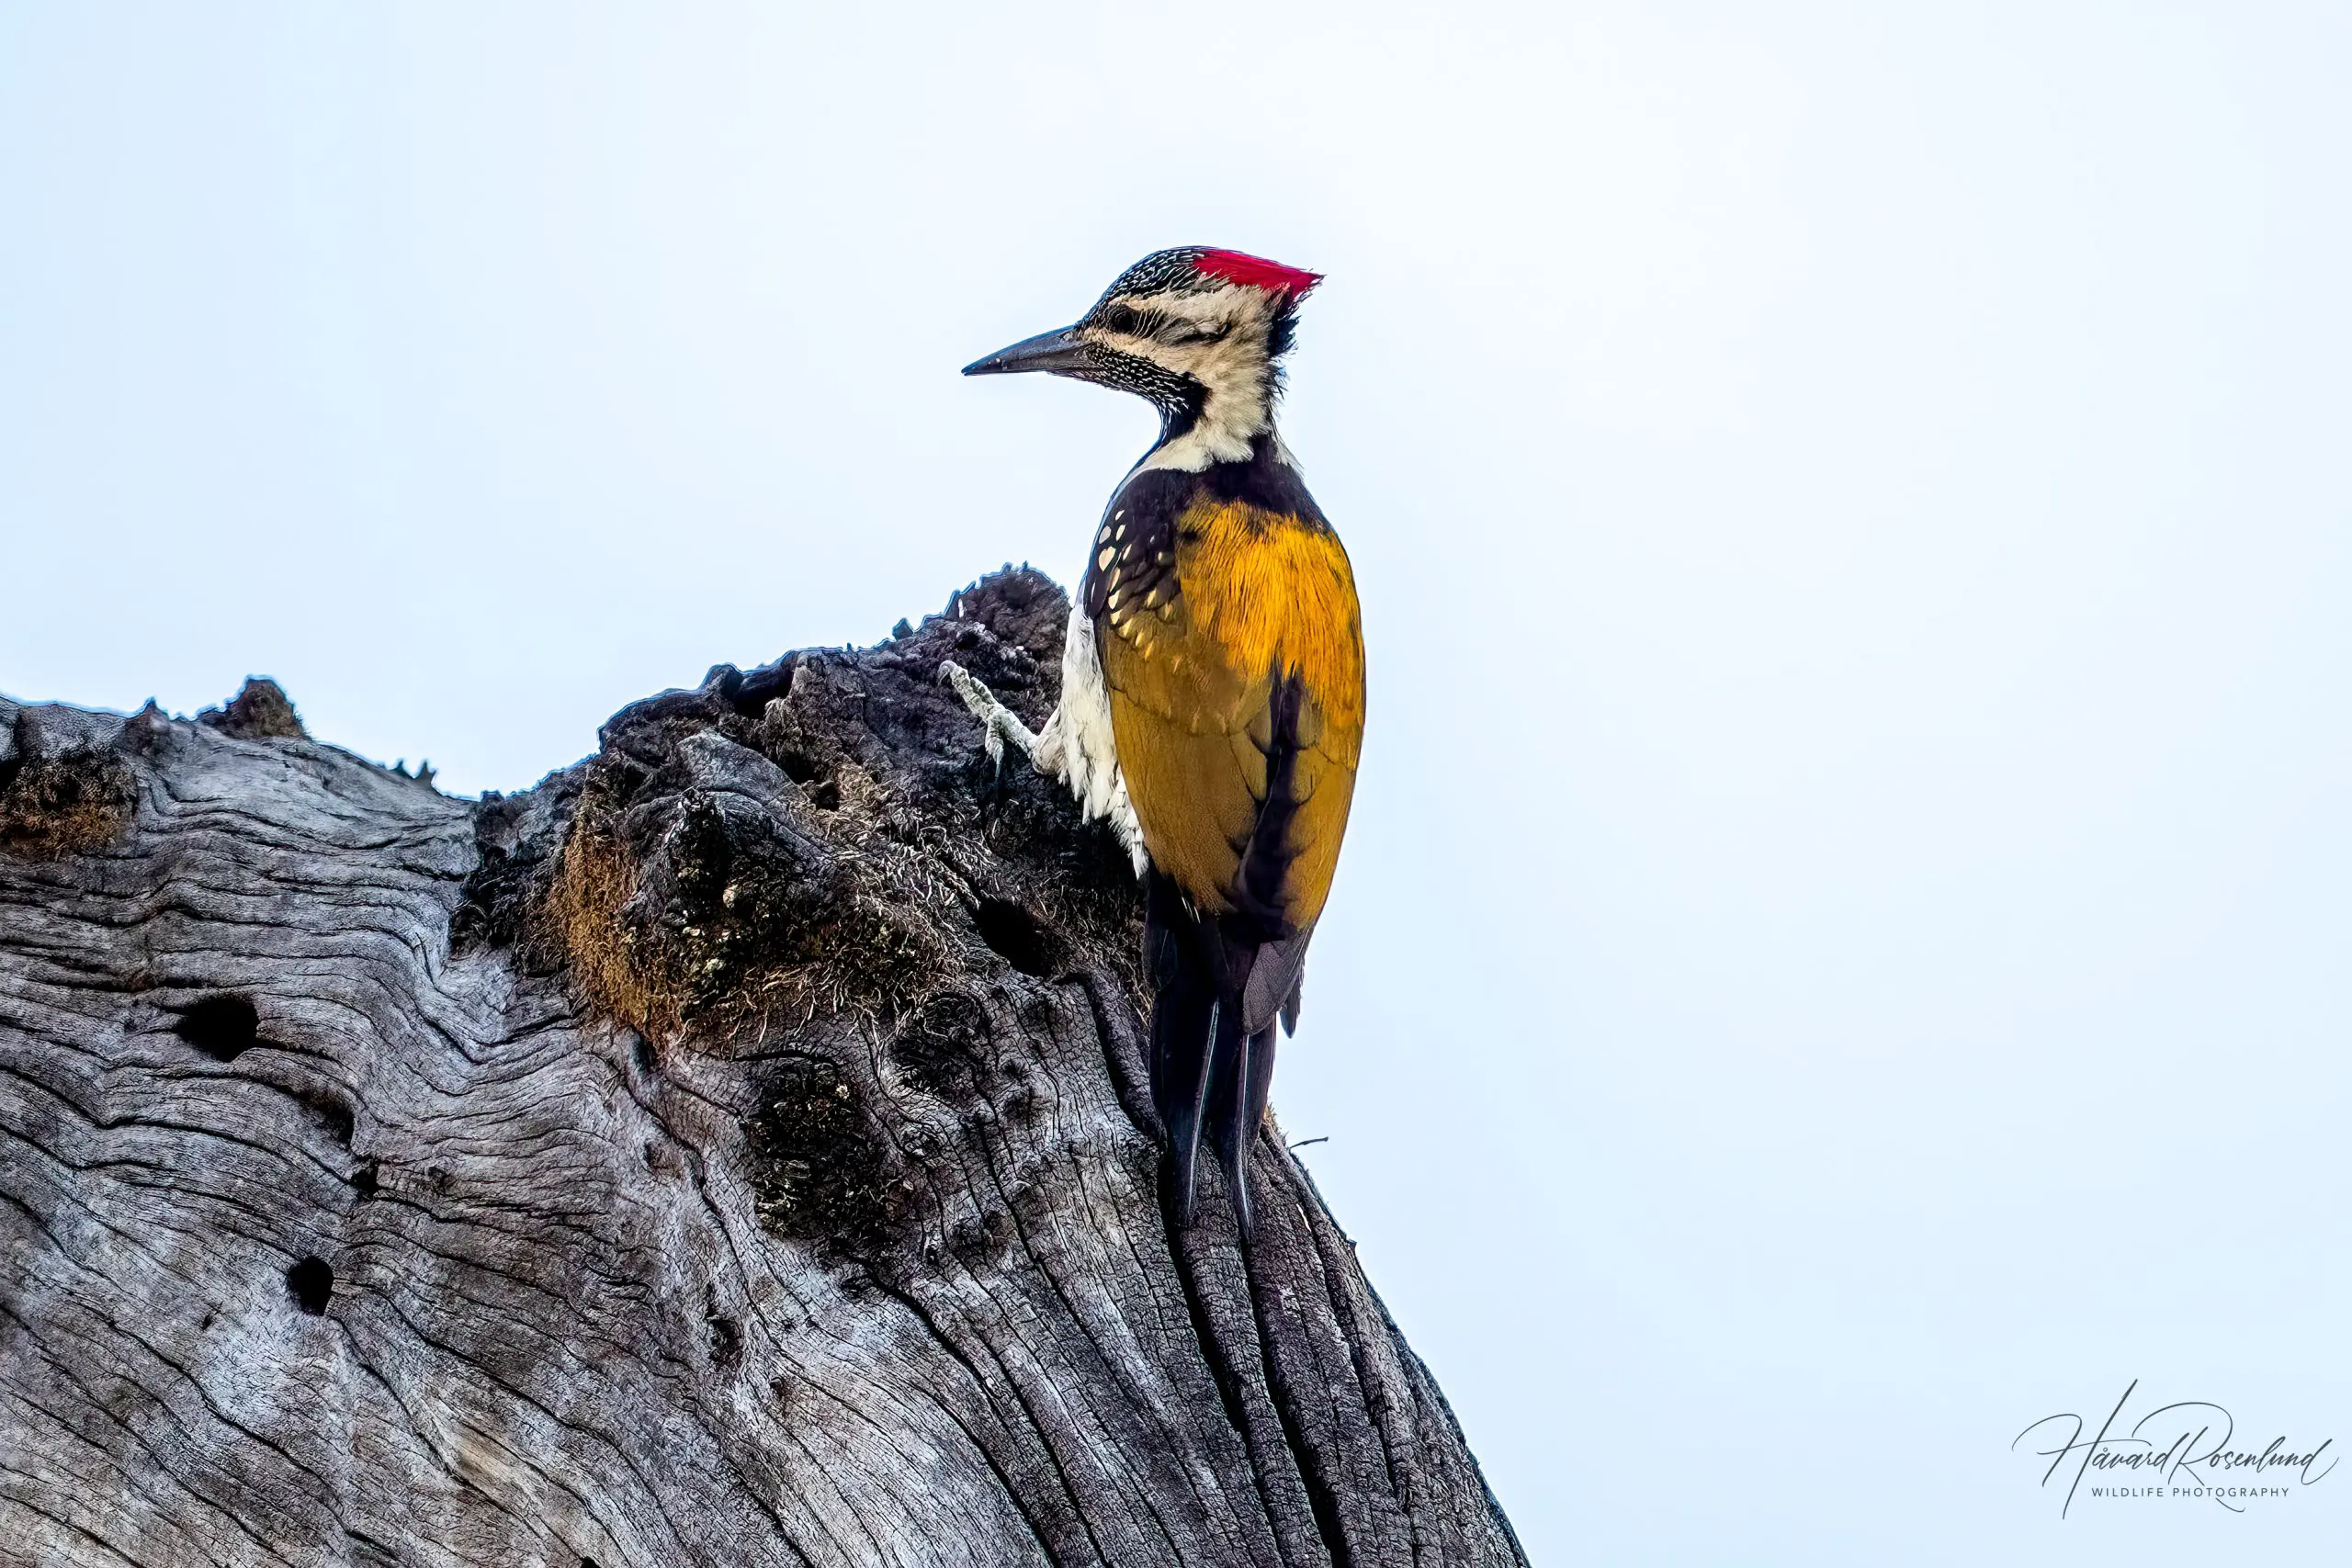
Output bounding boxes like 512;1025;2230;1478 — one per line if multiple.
947;247;1364;1233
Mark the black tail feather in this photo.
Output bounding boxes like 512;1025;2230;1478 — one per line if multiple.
1153;984;1217;1225
1239;1022;1277;1187
1207;1022;1279;1235
1145;866;1292;1233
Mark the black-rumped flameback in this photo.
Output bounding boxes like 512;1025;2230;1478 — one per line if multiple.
961;248;1365;1233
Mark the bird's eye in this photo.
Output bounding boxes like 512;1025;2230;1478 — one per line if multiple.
1158;318;1227;345
1098;304;1146;335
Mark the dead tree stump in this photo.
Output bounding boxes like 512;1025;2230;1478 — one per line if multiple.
0;570;1526;1567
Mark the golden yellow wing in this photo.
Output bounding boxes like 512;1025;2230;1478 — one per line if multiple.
1097;496;1364;933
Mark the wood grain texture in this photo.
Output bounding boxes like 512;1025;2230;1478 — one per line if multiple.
0;570;1526;1568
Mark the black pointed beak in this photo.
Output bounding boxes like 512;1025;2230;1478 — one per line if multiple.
962;324;1095;378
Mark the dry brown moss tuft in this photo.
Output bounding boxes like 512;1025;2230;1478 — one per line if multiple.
545;807;684;1042
0;749;136;860
197;678;308;741
541;763;948;1045
678;807;953;1034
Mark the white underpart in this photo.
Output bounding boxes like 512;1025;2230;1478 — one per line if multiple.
1085;283;1281;475
1052;607;1145;871
937;613;1145;876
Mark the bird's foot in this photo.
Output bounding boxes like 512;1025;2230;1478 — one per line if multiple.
938;660;1044;778
939;660;1145;867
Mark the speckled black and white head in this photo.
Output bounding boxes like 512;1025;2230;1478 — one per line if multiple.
964;246;1323;472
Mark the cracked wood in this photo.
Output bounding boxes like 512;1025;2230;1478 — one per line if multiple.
0;570;1526;1568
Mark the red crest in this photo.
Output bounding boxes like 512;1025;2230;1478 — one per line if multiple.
1192;250;1323;297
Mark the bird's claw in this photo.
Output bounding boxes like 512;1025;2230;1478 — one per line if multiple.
939;660;1039;784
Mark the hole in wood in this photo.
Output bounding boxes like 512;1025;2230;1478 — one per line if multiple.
286;1256;333;1315
173;995;260;1062
972;898;1054;976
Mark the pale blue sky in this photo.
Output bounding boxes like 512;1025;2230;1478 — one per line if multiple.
6;4;2349;1561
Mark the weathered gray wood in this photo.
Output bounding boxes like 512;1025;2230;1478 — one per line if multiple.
0;570;1526;1568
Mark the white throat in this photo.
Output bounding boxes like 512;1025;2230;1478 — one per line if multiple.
1139;384;1268;473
